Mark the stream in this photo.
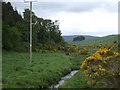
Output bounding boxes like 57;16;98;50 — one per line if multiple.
51;70;79;88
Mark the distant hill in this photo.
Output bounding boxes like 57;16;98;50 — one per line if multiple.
62;35;98;41
67;34;120;46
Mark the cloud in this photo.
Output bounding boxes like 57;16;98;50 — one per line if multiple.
32;2;118;14
10;1;117;18
3;0;119;2
4;0;118;36
48;11;118;36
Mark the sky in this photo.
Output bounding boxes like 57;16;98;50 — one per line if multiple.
4;0;119;37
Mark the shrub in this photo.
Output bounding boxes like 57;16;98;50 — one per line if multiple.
64;45;78;53
113;41;117;43
50;49;57;53
57;45;63;50
41;50;46;53
15;42;29;52
80;48;120;88
33;48;39;52
66;52;71;56
79;48;88;55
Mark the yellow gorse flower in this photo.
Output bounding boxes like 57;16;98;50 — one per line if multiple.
84;70;88;74
98;68;106;71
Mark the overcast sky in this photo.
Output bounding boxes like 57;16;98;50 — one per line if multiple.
4;0;119;36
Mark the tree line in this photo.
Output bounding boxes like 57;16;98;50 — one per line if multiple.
2;1;65;52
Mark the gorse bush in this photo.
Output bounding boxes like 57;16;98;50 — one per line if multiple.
80;46;120;88
79;48;88;55
50;49;57;53
64;45;79;53
65;52;71;56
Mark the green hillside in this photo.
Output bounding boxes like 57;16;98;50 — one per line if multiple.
67;34;120;46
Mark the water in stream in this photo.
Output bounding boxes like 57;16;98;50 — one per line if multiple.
52;70;79;88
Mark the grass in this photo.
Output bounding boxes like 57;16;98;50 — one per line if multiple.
67;34;120;46
2;45;99;88
2;50;75;88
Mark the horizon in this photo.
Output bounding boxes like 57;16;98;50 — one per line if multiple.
61;34;119;37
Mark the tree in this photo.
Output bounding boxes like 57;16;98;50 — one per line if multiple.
2;1;66;51
73;36;85;41
2;2;22;26
2;22;21;50
16;22;29;42
23;9;36;23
